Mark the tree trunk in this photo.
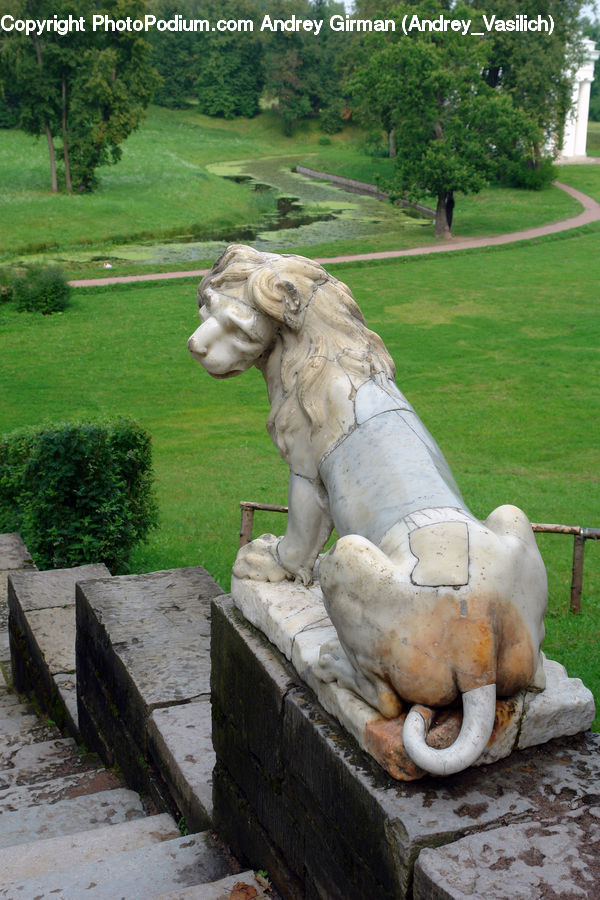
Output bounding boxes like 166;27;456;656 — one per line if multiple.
388;128;397;158
33;32;58;193
435;192;452;238
62;74;72;194
44;120;58;193
445;190;455;229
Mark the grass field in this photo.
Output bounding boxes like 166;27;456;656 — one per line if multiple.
587;120;600;154
1;221;598;724
0;106;587;280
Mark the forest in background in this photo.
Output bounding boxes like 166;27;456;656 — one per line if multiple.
1;0;598;235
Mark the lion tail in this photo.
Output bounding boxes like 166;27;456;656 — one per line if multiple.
402;685;496;776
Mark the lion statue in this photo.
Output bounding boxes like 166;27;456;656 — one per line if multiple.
188;244;548;776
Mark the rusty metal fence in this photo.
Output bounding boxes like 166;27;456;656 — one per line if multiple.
239;501;599;614
530;523;600;613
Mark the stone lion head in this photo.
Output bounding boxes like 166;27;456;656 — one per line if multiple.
188;244;395;447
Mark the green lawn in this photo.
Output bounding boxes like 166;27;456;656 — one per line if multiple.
0;107;287;257
556;164;600;202
1;225;598;725
587;120;600;154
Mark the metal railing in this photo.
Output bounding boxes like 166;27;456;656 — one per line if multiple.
530;523;600;613
239;501;599;614
239;501;288;548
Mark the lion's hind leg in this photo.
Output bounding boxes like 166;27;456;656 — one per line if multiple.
317;533;414;717
315;638;403;718
318;532;462;711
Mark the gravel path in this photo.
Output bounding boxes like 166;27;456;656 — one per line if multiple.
69;178;600;288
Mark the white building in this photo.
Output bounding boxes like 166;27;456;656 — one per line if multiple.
560;37;600;159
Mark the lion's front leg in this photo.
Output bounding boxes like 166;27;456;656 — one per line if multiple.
233;472;333;585
276;472;333;585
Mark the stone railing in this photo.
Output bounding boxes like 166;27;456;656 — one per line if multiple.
295;164;435;218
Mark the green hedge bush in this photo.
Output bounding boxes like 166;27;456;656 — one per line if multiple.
12;266;71;314
0;418;158;572
501;157;557;191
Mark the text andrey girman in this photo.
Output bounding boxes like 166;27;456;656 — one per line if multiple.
0;13;555;38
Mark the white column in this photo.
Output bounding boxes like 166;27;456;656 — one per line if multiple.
562;83;579;158
560;38;599;159
575;80;592;156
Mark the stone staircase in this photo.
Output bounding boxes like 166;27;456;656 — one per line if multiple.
0;535;269;900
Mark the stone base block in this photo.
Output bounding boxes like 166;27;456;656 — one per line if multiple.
232;576;595;780
8;564;110;736
212;595;600;899
76;567;223;828
148;699;215;833
0;533;36;665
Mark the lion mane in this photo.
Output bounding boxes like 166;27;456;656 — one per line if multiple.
199;244;395;457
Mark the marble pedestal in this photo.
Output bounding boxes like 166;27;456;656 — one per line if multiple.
231;576;595;781
212;595;600;899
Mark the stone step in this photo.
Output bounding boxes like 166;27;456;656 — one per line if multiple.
0;697;22;712
7;562;111;737
0;766;126;819
0;812;180;886
150;872;269;899
76;567;222;825
0;831;235;899
148;699;215;833
0;786;146;849
0;721;62;749
413;818;600;899
0;687;21;707
0;702;38;734
0;736;84;788
0;534;36;664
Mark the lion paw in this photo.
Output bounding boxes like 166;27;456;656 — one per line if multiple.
315;639;403;717
314;638;353;684
233;534;292;583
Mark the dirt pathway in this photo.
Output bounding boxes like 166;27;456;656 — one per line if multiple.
69;179;600;288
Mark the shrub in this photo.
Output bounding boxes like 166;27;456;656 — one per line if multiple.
0;418;158;573
12;266;71;314
501;156;557;191
319;105;344;135
0;269;12;303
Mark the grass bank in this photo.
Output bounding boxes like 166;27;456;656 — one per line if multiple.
1;227;598;724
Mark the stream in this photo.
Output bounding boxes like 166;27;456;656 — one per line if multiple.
89;157;431;268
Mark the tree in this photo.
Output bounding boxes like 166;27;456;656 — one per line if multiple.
194;0;265;119
263;39;312;135
350;2;539;237
1;0;62;190
346;0;405;154
147;0;198;109
61;1;158;191
472;0;586;156
261;0;348;135
0;0;157;192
